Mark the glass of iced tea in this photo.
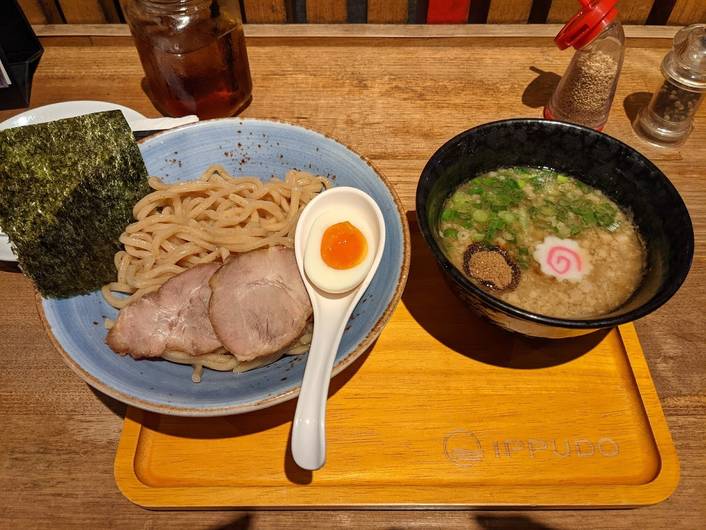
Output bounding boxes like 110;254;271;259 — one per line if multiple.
121;0;252;119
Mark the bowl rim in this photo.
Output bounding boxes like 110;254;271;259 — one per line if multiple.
416;118;694;329
36;117;411;416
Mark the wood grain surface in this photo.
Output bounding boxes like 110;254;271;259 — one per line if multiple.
306;0;347;22
57;0;121;23
0;24;704;530
32;23;683;40
242;0;288;23
667;0;706;25
487;0;533;24
17;0;50;24
548;0;654;24
14;0;706;25
28;0;65;23
367;0;408;23
115;321;680;508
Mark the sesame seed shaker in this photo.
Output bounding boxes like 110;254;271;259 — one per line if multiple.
634;24;706;146
544;0;625;130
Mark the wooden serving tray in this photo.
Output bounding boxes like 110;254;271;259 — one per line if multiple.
114;225;679;509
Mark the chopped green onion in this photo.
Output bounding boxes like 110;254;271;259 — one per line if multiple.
498;211;515;223
443;167;626;265
540;205;554;216
576;180;591;193
473;209;489;222
442;228;458;239
441;208;459;221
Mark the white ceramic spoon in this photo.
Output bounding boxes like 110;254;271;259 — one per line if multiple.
292;187;386;470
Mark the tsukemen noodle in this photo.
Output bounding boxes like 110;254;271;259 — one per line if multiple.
438;167;645;318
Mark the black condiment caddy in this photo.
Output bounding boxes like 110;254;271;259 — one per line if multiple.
0;0;43;110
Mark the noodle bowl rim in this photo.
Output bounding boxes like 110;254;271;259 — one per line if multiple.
35;117;411;417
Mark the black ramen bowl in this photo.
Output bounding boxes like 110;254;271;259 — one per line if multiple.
416;119;694;339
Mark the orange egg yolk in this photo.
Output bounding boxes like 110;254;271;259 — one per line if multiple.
320;221;368;270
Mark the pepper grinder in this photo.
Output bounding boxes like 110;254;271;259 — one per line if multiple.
634;24;706;147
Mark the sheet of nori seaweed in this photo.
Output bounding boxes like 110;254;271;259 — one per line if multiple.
0;110;151;298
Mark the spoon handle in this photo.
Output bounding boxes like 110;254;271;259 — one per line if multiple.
291;308;349;470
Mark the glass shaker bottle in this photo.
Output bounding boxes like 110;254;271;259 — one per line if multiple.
121;0;252;119
634;24;706;146
544;0;625;130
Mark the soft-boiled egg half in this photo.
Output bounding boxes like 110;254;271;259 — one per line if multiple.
303;207;377;294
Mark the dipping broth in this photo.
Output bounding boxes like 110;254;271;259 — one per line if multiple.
438;167;645;318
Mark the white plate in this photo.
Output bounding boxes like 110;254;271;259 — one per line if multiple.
0;233;14;262
0;101;148;262
0;100;146;131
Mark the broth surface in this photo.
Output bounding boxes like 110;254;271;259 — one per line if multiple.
439;167;645;318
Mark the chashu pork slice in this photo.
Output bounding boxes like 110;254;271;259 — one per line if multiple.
209;246;312;361
107;263;223;359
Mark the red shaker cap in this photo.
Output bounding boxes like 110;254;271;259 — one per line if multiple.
554;0;619;50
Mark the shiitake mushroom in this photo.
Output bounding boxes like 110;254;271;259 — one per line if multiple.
462;243;520;292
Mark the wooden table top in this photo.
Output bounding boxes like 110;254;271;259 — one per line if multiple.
0;25;703;529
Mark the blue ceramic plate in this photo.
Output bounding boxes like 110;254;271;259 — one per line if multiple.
39;118;410;416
